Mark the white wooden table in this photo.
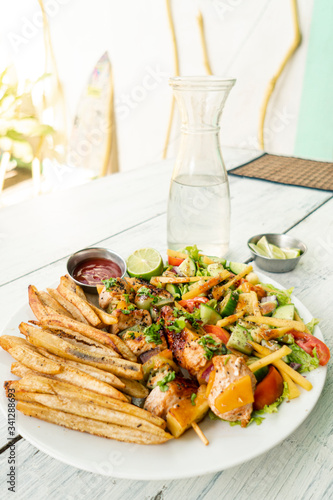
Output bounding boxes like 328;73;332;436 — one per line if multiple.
1;148;332;500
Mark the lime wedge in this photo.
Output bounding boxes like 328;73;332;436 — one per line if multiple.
269;244;286;259
257;236;273;258
249;243;268;257
127;248;164;279
281;247;301;259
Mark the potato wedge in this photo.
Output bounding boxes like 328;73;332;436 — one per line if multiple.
46;288;89;324
118;378;149;399
36;312;135;359
17;401;172;444
23;325;143;380
20;322;117;357
37;348;125;389
75;285;87;300
89;303;118;326
8;373;165;428
0;335;62;375
38;291;73;318
58;277;102;328
28;285;48;321
14;392;168;437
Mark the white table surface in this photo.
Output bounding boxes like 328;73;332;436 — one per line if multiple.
0;147;332;500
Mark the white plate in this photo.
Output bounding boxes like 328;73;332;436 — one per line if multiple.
0;272;327;480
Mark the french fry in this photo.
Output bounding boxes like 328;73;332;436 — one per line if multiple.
245;316;306;331
261;327;293;340
249;341;312;391
16;401;172;445
280;371;301;399
181;271;230;300
36;348;125;389
118;378;149;399
38;291;73;318
28;285;48;320
46;288;89;324
23;326;143;380
0;335;62;375
248;345;292;372
8;373;165;428
151;276;212;284
294;311;312;334
216;311;245;328
58;277;102;328
212;265;253;300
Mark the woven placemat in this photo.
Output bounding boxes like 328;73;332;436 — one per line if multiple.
229;153;333;192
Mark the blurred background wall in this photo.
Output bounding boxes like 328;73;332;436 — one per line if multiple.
0;0;332;176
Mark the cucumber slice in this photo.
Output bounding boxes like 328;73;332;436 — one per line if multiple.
219;291;239;317
229;261;248;275
227;325;253;355
154;296;175;308
178;257;196;277
207;263;225;277
200;303;222;325
272;304;295;320
166;283;181;299
253;365;269;383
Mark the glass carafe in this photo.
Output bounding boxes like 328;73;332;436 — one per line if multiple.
167;76;236;257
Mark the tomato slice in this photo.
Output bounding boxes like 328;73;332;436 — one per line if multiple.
168;256;184;266
178;297;208;313
254;366;284;411
289;330;330;366
203;324;230;344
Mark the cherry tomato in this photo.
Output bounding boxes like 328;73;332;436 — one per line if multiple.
254;365;284;411
168;256;184;266
289;330;330;366
203;324;230;344
178;297;209;312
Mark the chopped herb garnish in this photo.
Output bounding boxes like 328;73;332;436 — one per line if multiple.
123;293;130;304
198;335;226;360
191;393;197;406
143;323;162;345
173;307;201;330
224;355;231;365
157;371;176;392
102;277;118;290
168;317;186;333
137;287;158;304
128;332;136;340
121;304;135;315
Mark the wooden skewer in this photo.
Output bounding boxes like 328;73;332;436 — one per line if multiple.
196;10;213;75
191;422;209;446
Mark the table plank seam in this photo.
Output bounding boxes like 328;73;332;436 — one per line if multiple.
0;210;166;289
0;434;22;454
282;195;333;234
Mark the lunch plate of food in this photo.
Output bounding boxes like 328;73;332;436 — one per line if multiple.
0;246;329;480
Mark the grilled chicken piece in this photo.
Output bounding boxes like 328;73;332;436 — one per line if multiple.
99;278;134;310
110;308;152;335
161;306;223;378
208;354;256;427
144;376;198;419
125;277;151;293
121;329;168;357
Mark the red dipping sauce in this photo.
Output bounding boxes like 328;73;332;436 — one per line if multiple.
73;258;122;285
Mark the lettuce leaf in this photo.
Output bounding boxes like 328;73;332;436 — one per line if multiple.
262;284;294;306
305;318;320;335
288;343;319;373
208;410;265;426
182;245;200;261
256;382;289;414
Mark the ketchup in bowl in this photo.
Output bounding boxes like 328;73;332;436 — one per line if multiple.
73;257;122;286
